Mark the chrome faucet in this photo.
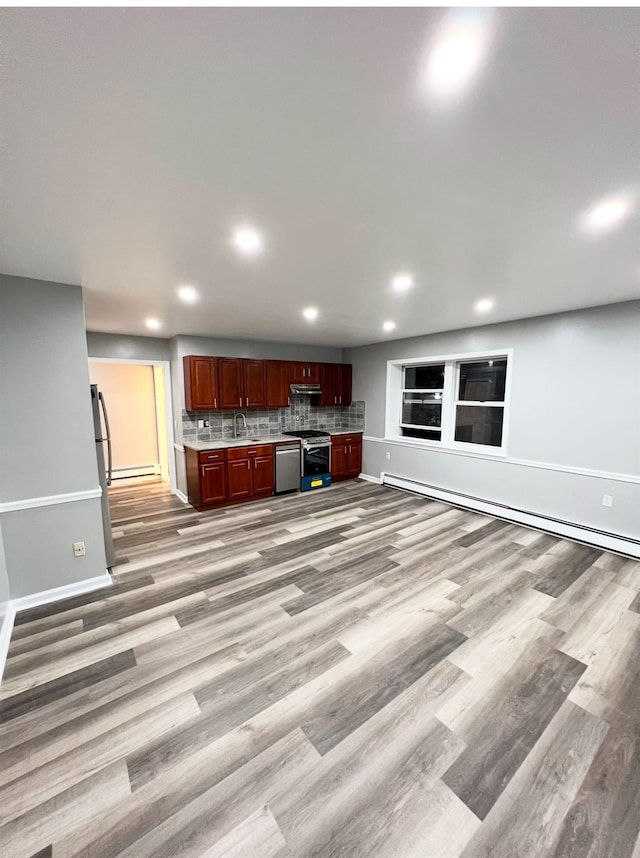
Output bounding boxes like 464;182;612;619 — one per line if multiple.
233;412;247;438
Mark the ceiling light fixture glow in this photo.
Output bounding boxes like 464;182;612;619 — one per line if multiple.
383;320;396;333
145;318;162;331
232;225;263;256
578;194;634;236
423;8;493;102
475;298;494;313
177;285;199;303
303;306;319;323
391;273;414;293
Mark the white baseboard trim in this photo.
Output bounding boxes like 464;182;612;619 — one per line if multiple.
0;603;16;686
0;488;103;514
382;473;640;559
175;489;189;505
358;473;382;484
11;573;113;614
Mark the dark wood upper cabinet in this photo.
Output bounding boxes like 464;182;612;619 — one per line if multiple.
266;360;291;408
319;363;338;407
290;361;320;384
243;359;266;409
218;358;244;410
184;356;218;411
184;355;351;412
338;363;352;406
319;363;351;406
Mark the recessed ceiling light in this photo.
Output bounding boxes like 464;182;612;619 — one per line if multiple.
302;306;319;323
423;8;493;102
383;320;396;333
578;194;634;236
232;225;263;256
391;274;414;293
145;318;162;331
475;298;494;313
177;284;199;303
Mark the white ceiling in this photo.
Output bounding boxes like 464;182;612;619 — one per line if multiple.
1;8;638;347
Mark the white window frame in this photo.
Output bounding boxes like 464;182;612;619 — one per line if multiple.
385;348;513;457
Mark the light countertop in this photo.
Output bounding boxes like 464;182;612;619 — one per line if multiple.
329;430;363;436
183;434;300;452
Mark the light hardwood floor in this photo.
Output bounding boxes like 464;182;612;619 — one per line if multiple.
1;478;640;857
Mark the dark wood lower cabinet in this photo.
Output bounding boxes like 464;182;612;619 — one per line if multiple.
331;433;362;482
186;444;275;510
253;454;275;496
226;458;253;500
200;463;226;504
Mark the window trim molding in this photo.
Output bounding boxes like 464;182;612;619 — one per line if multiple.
385;348;514;456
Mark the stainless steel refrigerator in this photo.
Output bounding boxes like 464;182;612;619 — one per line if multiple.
91;384;115;569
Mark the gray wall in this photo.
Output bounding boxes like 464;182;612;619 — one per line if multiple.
86;331;171;362
345;301;640;542
0;275;108;597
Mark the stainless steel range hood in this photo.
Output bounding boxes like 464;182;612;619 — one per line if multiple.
290;383;322;396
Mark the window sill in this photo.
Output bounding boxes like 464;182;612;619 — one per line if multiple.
381;435;508;460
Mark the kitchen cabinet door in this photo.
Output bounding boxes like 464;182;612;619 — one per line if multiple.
347;441;362;477
252;453;274;496
290;362;305;384
243;359;266;409
227;458;252;499
319;363;338;407
291;362;320;384
331;442;348;480
218;358;244;410
266;360;291;407
200;463;226;505
338;364;352;406
184;356;218;411
305;362;320;384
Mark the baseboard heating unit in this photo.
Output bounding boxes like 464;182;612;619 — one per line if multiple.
382;473;640;560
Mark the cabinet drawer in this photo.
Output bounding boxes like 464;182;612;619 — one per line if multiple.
334;434;361;445
198;450;226;463
227;444;273;460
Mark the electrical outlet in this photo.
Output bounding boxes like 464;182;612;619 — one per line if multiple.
385;451;391;460
73;541;86;557
602;494;613;507
196;419;210;429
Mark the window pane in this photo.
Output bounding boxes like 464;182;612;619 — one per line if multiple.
401;427;441;441
455;405;503;446
458;360;506;402
402;393;442;427
404;364;445;390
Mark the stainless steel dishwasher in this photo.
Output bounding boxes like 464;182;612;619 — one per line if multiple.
275;444;301;494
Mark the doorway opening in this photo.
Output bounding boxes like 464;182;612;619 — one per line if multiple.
88;358;176;494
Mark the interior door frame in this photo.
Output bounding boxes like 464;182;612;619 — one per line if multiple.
88;357;178;495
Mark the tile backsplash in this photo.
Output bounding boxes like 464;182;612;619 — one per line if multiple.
182;397;365;443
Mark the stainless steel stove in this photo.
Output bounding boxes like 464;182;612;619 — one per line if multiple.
282;430;332;491
282;429;331;447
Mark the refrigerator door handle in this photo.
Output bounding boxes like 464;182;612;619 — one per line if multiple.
98;391;113;486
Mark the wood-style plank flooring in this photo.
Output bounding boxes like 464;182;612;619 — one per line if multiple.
2;477;640;857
